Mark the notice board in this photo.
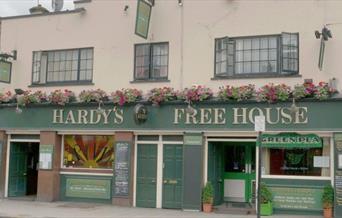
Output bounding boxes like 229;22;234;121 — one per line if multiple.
113;141;131;197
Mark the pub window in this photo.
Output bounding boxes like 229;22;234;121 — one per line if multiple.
262;137;331;177
32;48;93;85
134;42;169;81
63;135;114;169
214;33;299;77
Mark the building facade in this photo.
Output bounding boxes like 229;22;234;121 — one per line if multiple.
0;0;342;216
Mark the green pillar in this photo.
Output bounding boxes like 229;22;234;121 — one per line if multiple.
182;133;203;210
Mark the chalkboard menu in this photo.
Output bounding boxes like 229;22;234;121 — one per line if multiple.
113;142;131;197
336;140;342;206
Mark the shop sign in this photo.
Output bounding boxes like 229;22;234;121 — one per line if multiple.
261;133;322;148
65;178;111;200
135;0;152;39
269;186;323;211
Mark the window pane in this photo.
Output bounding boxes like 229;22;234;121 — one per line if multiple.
252;38;260;49
243;62;251;73
243;39;252;50
260;50;268;61
243;50;251;61
236;51;243;62
252;50;259;61
269;49;277;60
252;62;260;73
235;63;243;74
268;148;323;176
260;38;268;49
236;39;243;50
269;37;277;48
63;135;115;169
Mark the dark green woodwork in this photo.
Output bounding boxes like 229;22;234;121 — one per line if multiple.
8;142;28;197
214;142;255;203
136;144;157;208
162;144;183;209
1;100;342;131
263;178;330;215
182;133;203;210
60;175;112;203
334;133;342;218
207;142;223;205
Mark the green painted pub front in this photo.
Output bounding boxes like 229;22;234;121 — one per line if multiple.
0;99;341;217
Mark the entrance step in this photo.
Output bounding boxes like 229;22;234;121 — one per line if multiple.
213;202;256;215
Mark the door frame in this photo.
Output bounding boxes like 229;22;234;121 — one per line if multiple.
133;134;183;208
5;134;40;198
205;138;257;204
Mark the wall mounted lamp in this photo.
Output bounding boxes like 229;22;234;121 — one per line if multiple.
0;50;17;61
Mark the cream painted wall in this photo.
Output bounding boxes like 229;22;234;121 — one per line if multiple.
0;0;341;94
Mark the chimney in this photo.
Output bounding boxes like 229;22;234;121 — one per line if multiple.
29;4;49;15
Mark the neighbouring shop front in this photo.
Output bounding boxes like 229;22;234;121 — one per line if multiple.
0;100;341;216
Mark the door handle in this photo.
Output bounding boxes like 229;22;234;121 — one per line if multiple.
169;180;178;184
151;179;156;183
23;173;27;176
163;180;168;184
218;179;223;183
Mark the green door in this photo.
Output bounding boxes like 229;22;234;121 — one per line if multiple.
208;142;223;206
162;144;183;209
136;144;157;208
224;143;256;203
8;142;28;197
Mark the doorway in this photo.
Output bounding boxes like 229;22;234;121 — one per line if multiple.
208;141;256;205
8;142;39;198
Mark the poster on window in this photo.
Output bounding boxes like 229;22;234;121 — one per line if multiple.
39;144;54;170
63;135;114;169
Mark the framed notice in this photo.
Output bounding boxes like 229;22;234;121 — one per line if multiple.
113;141;131;197
39;144;54;170
0;60;11;83
135;0;152;39
313;156;330;168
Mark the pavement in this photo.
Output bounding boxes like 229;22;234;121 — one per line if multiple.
0;199;322;218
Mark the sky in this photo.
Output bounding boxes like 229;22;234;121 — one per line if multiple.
0;0;75;17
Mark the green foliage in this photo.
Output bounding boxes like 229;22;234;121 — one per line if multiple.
261;183;273;204
202;182;214;204
322;184;334;208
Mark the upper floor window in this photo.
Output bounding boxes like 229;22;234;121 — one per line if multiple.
32;48;93;85
215;33;299;77
134;42;169;81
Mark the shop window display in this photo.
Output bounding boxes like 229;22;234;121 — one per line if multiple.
63;135;114;169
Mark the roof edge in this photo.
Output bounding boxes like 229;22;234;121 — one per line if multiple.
0;8;85;21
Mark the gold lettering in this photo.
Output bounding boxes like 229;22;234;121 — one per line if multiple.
248;107;264;124
174;108;185;124
295;107;308;124
102;109;112;124
186;109;198;124
90;110;101;124
213;108;226;124
233;108;247;124
114;109;124;124
78;110;88;124
265;107;280;124
281;108;292;124
53;109;64;124
65;110;76;124
200;108;212;124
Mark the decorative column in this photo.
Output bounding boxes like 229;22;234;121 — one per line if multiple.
37;131;61;202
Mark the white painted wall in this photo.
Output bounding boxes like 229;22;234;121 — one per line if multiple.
0;0;342;94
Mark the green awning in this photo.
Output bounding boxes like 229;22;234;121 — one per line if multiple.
260;133;322;148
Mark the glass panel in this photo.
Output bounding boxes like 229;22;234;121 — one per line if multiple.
137;135;159;141
243;50;251;61
235;63;243;74
225;145;245;173
63;135;115;169
269;37;277;48
268;148;323;176
252;50;260;61
236;39;243;50
252;62;260;73
236;51;243;62
260;38;268;49
260;50;268;61
269;49;277;60
252;38;260;49
243;62;251;73
243;39;252;50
